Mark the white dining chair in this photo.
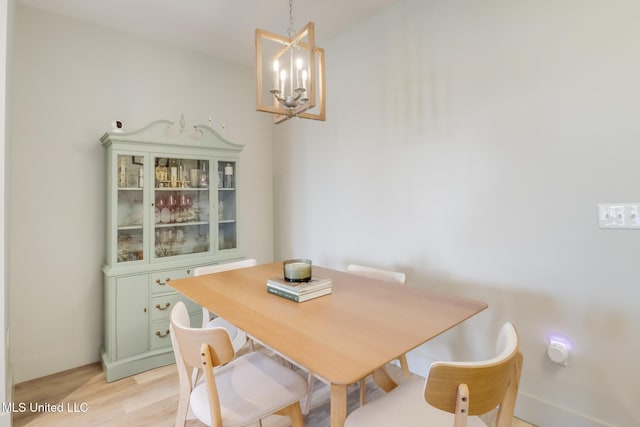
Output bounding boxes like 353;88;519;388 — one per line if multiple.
170;301;307;427
194;258;258;353
344;322;523;427
346;263;409;406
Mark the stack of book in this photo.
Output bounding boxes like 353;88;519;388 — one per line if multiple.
266;276;332;302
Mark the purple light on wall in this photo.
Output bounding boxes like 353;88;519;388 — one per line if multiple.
546;333;573;351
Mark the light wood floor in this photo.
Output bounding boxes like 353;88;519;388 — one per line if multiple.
12;357;535;427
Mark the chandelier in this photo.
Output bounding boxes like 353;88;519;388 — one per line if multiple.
255;0;326;124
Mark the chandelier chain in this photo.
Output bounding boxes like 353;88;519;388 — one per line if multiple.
287;0;295;37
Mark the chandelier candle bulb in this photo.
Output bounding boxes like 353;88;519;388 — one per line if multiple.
273;60;279;90
283;259;312;282
296;58;303;88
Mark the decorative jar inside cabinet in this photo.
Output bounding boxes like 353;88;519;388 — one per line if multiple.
100;119;244;382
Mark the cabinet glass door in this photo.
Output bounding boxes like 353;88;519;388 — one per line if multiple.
217;161;237;250
153;156;210;259
117;154;144;263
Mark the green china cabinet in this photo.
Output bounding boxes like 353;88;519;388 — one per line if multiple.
101;119;243;381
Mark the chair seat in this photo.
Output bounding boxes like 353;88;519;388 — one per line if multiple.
206;317;239;340
345;376;489;427
190;351;308;427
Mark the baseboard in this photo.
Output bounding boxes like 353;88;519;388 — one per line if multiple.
516;392;615;427
101;349;176;382
406;348;614;427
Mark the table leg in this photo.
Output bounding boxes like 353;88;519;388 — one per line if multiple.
372;366;397;393
329;383;348;427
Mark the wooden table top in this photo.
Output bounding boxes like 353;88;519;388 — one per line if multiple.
169;261;488;385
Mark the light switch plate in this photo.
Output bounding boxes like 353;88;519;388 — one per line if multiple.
598;203;640;229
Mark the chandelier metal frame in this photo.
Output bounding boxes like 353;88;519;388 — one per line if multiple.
255;1;325;124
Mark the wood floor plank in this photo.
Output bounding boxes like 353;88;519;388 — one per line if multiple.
12;358;535;427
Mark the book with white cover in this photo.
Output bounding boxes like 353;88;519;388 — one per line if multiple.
267;276;332;294
266;285;332;302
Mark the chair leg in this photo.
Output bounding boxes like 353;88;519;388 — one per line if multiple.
359;377;367;406
289;402;305;427
175;404;187;427
176;367;196;427
277;357;292;368
190;368;202;390
277;402;304;427
303;373;316;414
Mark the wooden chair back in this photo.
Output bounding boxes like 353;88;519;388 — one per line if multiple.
171;300;235;369
424;323;523;427
171;301;237;427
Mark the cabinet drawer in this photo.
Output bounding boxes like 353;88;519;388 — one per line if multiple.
150;268;194;294
151;293;200;321
150;320;172;350
150;312;202;350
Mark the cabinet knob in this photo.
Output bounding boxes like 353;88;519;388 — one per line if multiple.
155;279;164;285
155;302;171;311
155;330;170;338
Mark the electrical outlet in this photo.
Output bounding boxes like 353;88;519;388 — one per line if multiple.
598;203;640;229
629;205;640;227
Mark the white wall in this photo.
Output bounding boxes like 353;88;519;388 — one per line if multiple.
273;1;640;426
1;2;15;426
9;5;274;382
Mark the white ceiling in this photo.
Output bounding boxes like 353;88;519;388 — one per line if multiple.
18;0;400;66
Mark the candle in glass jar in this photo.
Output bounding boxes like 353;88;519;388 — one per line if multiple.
283;259;312;282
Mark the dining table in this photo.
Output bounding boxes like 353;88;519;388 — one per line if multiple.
169;261;488;427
